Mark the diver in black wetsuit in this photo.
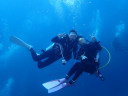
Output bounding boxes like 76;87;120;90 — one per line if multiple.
29;30;80;69
10;30;81;69
64;36;104;85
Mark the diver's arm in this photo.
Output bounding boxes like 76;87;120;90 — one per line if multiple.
51;33;66;43
90;35;102;50
75;47;84;60
51;36;60;43
97;42;102;51
73;45;78;59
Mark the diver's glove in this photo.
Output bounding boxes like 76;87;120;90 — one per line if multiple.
62;59;67;65
81;55;87;60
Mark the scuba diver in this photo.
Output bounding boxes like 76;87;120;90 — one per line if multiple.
42;36;105;93
65;37;104;85
10;30;80;69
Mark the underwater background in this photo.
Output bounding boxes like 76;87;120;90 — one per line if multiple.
0;0;128;96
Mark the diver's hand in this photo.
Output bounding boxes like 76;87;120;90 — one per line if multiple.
90;33;95;38
58;33;66;38
90;33;97;42
81;55;87;60
62;59;67;65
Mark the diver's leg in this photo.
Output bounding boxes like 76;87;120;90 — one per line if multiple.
37;57;60;69
65;62;80;79
95;70;104;81
29;48;40;61
69;69;83;84
29;48;53;61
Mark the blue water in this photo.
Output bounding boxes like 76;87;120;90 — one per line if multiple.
0;0;128;96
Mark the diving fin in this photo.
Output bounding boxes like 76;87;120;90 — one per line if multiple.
10;36;32;50
48;82;69;93
42;78;66;90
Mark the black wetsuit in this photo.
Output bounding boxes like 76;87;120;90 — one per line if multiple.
66;41;103;84
30;34;78;69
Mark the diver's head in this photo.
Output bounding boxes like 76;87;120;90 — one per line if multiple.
78;37;87;45
69;30;78;41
